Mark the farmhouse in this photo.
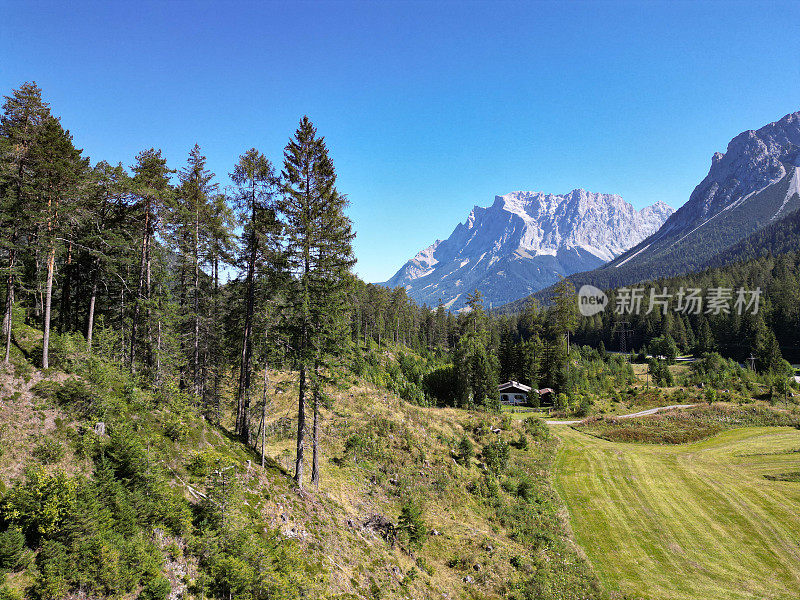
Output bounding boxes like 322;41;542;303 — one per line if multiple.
499;381;554;407
499;381;530;405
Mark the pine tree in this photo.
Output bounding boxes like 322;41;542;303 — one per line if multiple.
29;116;88;369
0;82;51;364
230;148;281;441
80;161;133;351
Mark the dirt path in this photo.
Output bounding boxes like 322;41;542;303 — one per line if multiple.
545;404;696;425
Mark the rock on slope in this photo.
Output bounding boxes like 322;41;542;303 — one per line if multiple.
383;190;673;310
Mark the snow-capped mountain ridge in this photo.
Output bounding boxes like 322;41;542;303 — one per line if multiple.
383;189;673;310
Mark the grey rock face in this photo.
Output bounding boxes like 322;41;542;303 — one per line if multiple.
605;111;800;274
383;189;673;310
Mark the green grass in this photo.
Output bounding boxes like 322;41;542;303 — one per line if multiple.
554;425;800;600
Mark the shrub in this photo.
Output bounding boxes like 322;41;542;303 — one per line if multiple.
512;432;529;450
457;434;474;466
0;585;22;600
415;555;434;576
0;527;25;572
482;440;509;476
523;417;549;441
187;450;226;478
516;478;537;503
32;539;69;599
138;575;171;600
30;380;60;400
397;499;427;550
32;439;64;465
55;379;100;416
0;466;76;539
163;414;188;442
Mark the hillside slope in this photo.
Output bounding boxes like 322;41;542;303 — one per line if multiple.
0;327;600;600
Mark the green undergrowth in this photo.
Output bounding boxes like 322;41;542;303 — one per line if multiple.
575;403;800;444
0;333;320;600
0;333;605;599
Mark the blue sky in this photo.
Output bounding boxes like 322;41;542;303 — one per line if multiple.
2;0;799;283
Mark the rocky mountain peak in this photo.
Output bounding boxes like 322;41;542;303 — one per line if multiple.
382;190;672;310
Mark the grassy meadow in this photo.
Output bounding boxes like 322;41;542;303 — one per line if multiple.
554;424;800;600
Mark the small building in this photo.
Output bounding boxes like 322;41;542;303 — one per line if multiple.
499;381;531;406
536;387;555;407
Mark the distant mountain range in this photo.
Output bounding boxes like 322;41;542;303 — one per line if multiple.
382;190;673;310
497;110;800;311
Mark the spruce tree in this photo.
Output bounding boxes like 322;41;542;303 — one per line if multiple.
176;144;217;402
279;116;354;490
129;149;172;372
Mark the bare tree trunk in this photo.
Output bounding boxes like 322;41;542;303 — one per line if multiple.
59;242;73;333
155;318;162;384
311;362;320;489
42;240;56;370
236;212;258;440
193;210;200;401
261;348;269;468
295;364;306;489
86;258;100;351
119;278;126;364
211;255;219;420
146;243;152;370
130;204;150;371
3;248;17;364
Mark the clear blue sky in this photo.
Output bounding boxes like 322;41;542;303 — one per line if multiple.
2;0;799;283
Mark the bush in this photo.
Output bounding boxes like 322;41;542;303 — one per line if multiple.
457;434;474;466
397;499;427;550
516;478;536;503
163;414;188;442
0;466;76;539
30;380;60;400
32;439;64;465
0;585;22;600
55;379;100;416
32;539;69;599
0;527;25;572
187;450;226;478
523;417;549;441
138;575;171;600
482;440;509;476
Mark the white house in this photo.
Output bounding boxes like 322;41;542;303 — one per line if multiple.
499;381;531;406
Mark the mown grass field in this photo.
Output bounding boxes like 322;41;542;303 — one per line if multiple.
554;425;800;600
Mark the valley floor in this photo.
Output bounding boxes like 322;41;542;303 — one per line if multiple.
553;425;800;599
